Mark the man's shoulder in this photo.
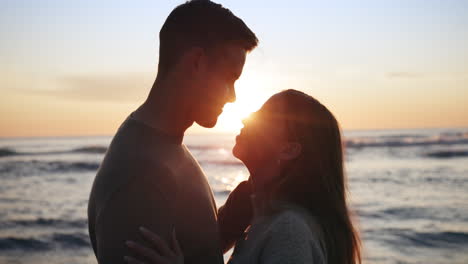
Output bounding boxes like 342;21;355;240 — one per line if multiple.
90;147;180;219
96;157;179;200
94;114;190;199
106;116;185;162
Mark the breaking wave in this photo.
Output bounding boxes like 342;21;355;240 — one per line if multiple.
425;150;468;158
0;145;107;158
345;131;468;148
0;232;90;251
0;160;100;177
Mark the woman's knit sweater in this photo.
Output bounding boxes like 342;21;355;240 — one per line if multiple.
227;197;327;264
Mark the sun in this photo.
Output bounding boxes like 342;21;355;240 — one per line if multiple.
216;86;270;133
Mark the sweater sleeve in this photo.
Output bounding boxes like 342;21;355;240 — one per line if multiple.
260;212;326;264
217;180;253;253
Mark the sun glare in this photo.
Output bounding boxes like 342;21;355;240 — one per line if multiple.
216;84;271;133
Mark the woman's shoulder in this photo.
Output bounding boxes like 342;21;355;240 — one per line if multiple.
258;206;327;263
269;205;323;244
271;203;321;230
269;206;321;234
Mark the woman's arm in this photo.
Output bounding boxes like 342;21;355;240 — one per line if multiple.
217;180;253;252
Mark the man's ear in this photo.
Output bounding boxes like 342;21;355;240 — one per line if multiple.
183;47;205;76
279;142;302;161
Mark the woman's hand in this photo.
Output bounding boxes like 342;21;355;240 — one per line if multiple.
124;227;184;264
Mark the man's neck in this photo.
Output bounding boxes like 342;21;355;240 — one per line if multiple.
133;77;193;138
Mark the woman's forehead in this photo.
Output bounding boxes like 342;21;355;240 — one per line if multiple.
255;97;290;121
261;95;285;111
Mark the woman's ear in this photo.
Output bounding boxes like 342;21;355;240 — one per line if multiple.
279;142;302;161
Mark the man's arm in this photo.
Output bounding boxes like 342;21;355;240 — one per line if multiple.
217;180;253;253
95;168;176;263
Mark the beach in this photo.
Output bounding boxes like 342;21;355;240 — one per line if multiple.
1;128;467;263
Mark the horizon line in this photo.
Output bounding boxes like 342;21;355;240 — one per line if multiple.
1;126;467;140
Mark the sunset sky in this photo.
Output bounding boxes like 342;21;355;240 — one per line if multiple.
1;0;467;137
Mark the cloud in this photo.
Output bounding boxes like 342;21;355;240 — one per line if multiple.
13;72;155;103
55;73;154;102
386;72;424;79
386;71;468;80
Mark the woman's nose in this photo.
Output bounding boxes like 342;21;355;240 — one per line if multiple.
242;113;255;126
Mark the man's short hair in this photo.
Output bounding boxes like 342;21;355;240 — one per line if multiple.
158;0;258;75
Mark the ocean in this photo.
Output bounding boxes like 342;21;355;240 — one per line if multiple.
0;128;467;264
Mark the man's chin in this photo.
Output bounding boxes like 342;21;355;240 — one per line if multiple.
195;118;218;128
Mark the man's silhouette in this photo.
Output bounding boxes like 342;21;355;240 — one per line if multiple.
87;1;258;263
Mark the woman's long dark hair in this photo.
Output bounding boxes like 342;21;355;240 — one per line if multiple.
268;89;361;264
